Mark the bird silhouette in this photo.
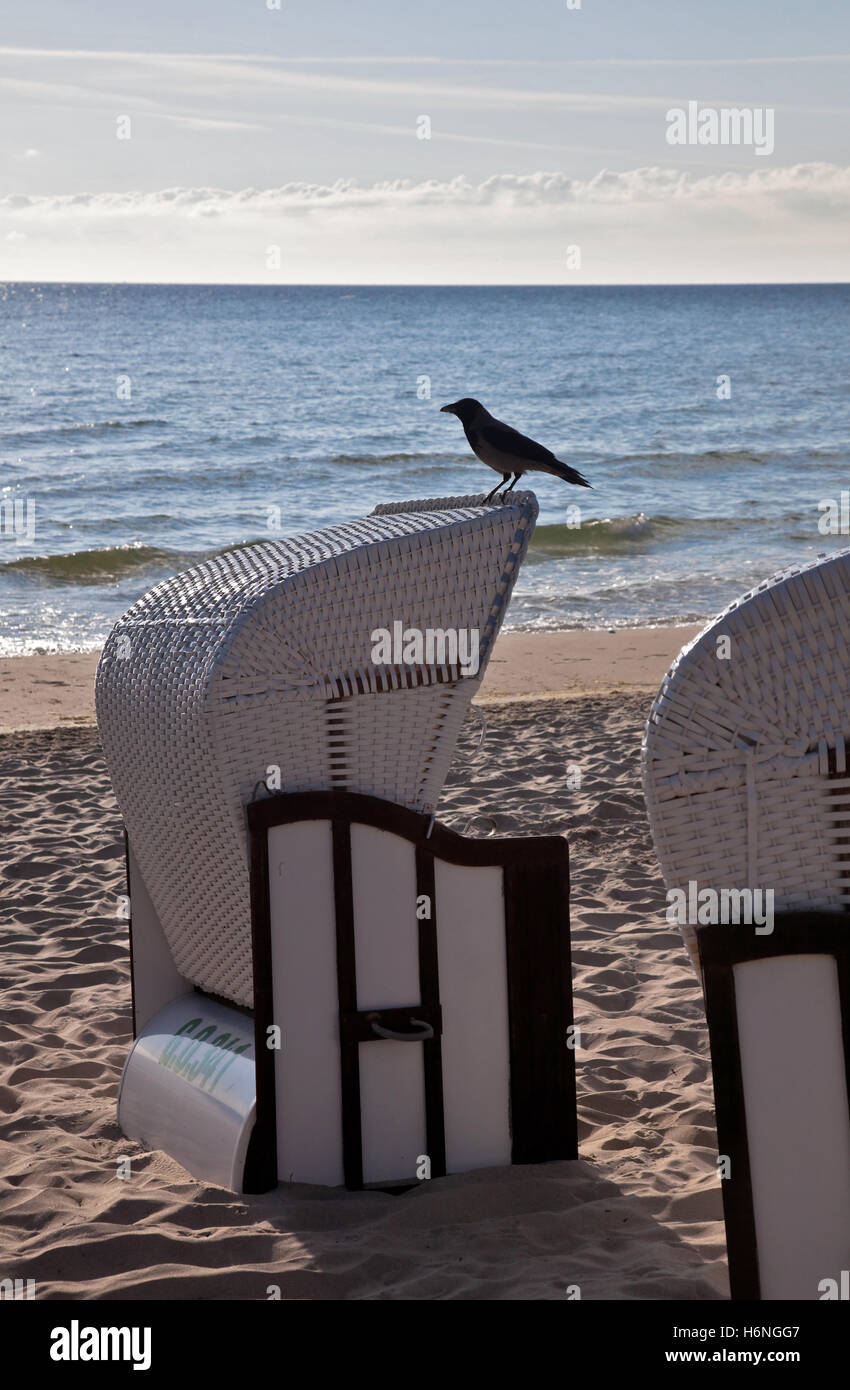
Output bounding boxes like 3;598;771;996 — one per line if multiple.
441;398;592;502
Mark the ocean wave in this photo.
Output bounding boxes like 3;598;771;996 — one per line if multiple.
504;611;712;633
0;513;814;587
0;542;202;585
329;452;459;466
10;462;276;491
607;448;769;468
527;511;818;557
605;446;850;472
0;418;168;446
528;513;680;556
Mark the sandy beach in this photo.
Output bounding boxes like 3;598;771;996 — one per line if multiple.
0;625;702;731
0;624;729;1300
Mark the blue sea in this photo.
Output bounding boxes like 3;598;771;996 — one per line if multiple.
0;282;848;655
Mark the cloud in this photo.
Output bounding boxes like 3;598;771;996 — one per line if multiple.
0;47;842;119
1;45;848;67
3;162;848;215
164;115;269;133
0;163;847;285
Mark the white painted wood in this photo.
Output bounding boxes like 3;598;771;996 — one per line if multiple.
127;842;191;1033
734;953;850;1299
435;861;512;1171
266;822;518;1187
351;825;426;1184
351;826;420;1008
268;820;344;1186
358;1043;427;1185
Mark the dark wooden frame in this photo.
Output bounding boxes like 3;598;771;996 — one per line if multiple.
698;912;850;1300
247;789;575;1193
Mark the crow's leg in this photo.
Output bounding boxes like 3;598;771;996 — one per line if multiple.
502;473;521;495
483;473;510;503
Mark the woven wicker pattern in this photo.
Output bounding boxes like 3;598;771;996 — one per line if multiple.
642;547;850;969
96;494;537;1006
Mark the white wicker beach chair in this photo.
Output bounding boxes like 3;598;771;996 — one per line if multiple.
97;494;538;1014
100;491;579;1192
643;547;850;971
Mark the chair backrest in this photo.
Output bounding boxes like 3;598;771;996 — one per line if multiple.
642;547;850;970
96;494;537;1007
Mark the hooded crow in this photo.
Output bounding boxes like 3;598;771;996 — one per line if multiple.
440;398;592;502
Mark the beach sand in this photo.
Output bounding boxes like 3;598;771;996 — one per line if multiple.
0;626;728;1300
0;625;703;732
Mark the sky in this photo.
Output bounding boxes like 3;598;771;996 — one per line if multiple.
1;0;849;283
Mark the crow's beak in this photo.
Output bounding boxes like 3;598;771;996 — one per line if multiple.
440;404;455;414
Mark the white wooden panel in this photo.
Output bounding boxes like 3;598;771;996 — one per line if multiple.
358;1043;427;1185
734;953;850;1299
351;825;425;1184
351;825;420;1007
435;861;511;1171
269;820;344;1186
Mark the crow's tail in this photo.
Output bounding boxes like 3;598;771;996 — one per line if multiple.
549;459;593;488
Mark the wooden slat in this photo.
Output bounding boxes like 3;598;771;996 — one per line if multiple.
332;818;364;1191
416;844;447;1179
503;856;577;1164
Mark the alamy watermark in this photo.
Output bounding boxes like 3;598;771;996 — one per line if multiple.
50;1321;151;1370
819;492;850;534
371;622;480;677
0;1277;35;1299
666;881;774;935
819;1269;850;1300
666;101;774;157
0;495;36;543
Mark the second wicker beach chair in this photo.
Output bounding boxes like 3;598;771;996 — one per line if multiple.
643;547;850;1297
643;547;850;972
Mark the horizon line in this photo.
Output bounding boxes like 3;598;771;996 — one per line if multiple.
3;278;849;289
